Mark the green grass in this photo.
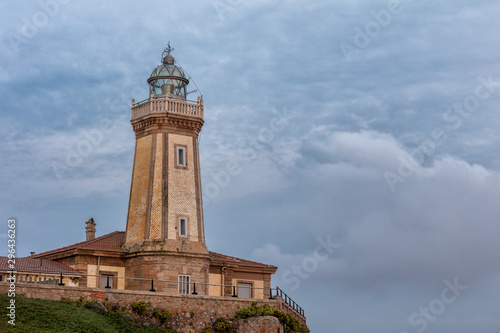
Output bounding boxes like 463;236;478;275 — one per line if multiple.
0;294;176;333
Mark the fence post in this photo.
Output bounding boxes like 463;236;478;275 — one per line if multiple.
232;285;237;297
150;279;156;292
269;288;274;299
58;272;65;286
105;275;111;289
192;283;198;295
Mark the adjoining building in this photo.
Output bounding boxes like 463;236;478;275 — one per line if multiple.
0;256;82;286
29;44;278;299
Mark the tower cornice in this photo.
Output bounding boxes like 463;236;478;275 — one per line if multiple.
131;113;204;138
130;95;204;137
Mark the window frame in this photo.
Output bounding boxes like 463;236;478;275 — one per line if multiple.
178;275;190;294
99;271;117;289
175;145;187;168
178;216;188;237
237;281;253;299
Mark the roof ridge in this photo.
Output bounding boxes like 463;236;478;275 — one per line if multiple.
0;256;82;274
85;230;124;244
55;260;83;273
209;251;277;268
32;230;125;258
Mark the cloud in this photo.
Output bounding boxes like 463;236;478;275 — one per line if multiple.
0;116;134;204
2;1;500;332
247;130;500;296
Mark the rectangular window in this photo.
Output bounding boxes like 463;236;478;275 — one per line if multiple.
178;275;190;294
176;146;186;167
238;282;252;298
100;274;115;289
179;217;187;237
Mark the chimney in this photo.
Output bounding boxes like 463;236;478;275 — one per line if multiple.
30;251;35;256
85;218;96;241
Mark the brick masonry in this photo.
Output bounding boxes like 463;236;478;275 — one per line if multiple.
150;133;164;239
125;116;206;254
167;133;199;242
126;134;152;243
0;283;285;333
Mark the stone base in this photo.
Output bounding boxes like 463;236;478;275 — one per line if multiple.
124;251;210;294
236;316;284;333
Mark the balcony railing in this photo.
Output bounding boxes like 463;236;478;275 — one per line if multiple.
131;95;203;120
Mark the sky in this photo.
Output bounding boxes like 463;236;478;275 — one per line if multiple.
1;0;500;332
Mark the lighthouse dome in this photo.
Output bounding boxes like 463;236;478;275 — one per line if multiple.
147;43;189;99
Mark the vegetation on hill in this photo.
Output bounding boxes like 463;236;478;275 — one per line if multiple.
0;294;309;333
0;294;177;333
235;302;310;333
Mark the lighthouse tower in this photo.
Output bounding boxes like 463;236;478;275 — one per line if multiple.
124;44;209;290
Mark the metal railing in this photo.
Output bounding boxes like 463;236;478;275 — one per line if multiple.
2;270;304;318
4;270;260;296
275;286;305;317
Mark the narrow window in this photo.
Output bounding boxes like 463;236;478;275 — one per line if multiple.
238;282;252;298
179;217;187;237
178;275;190;294
176;146;186;167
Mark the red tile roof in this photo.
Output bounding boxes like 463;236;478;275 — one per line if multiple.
31;230;275;269
0;257;81;274
31;231;126;258
209;251;277;269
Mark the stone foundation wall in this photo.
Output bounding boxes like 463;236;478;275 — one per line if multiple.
236;316;283;333
0;283;285;333
124;253;210;294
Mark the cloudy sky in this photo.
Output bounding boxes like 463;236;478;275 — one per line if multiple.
2;0;500;331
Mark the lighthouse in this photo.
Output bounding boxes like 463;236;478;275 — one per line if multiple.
124;43;209;290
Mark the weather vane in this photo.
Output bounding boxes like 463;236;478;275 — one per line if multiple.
162;41;174;62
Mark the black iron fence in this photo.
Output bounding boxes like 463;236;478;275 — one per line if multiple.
275;286;304;316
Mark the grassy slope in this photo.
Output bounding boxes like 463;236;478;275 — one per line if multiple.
0;294;174;333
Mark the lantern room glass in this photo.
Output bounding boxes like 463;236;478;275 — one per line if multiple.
148;63;189;99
